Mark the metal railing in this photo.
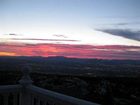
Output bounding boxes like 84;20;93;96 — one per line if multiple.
0;66;100;105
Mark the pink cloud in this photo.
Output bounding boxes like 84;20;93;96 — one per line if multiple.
0;43;140;60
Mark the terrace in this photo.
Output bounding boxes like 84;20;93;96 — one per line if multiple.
0;66;99;105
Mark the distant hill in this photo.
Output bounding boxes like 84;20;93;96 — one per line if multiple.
0;56;140;77
0;56;140;65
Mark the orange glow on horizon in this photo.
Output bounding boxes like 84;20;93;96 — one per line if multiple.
0;52;17;56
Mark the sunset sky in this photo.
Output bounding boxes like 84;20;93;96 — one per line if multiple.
0;0;140;59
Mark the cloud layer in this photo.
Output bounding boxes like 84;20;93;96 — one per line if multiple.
0;43;140;60
98;29;140;41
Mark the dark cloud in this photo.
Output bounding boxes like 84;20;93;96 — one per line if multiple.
11;38;79;42
53;34;68;38
4;33;22;36
9;33;17;36
98;29;140;41
106;22;140;26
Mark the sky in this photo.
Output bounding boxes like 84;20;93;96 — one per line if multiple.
0;0;140;59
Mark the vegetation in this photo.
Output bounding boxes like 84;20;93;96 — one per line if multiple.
0;56;140;105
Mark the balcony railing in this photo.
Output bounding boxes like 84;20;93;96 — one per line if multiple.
0;66;100;105
0;85;21;105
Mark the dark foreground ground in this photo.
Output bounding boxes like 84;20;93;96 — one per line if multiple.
0;70;140;105
0;56;140;105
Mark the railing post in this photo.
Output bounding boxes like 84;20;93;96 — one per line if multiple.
19;65;33;105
